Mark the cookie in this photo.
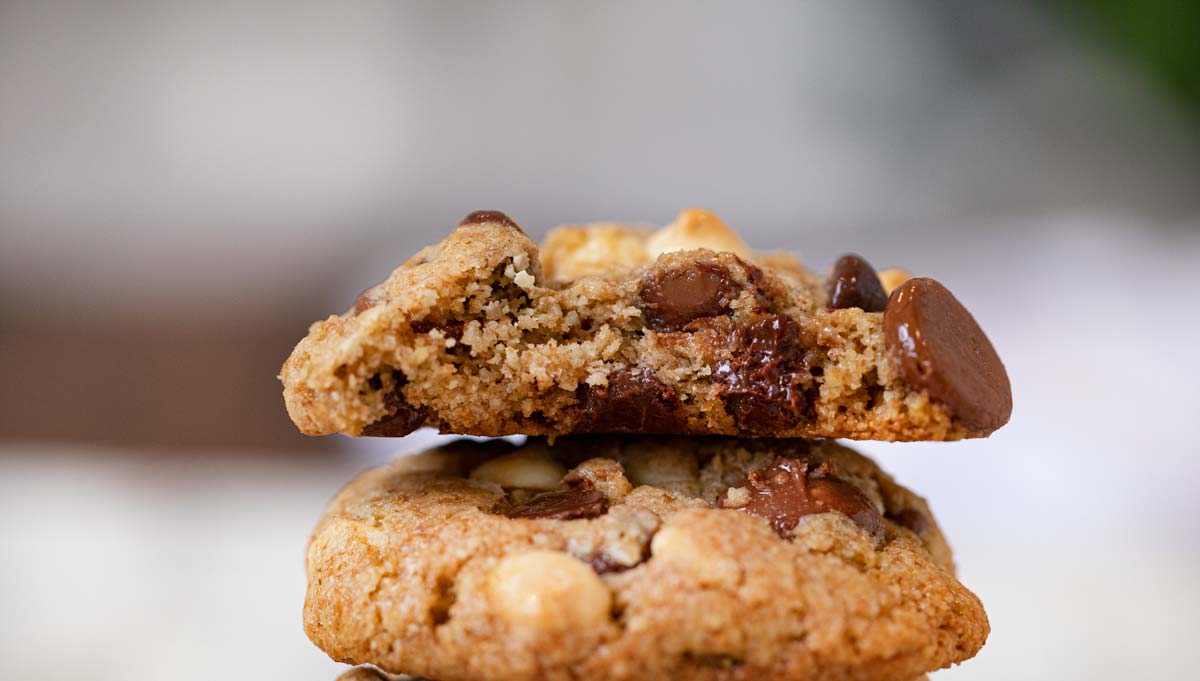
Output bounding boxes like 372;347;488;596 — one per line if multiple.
281;209;1011;441
331;666;926;681
304;437;987;681
334;667;416;681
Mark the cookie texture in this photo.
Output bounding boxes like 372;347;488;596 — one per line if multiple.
330;666;924;681
335;667;417;681
304;437;988;681
280;209;1011;441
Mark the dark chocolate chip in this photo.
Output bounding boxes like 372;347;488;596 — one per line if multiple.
362;378;427;437
883;278;1012;431
714;315;809;434
888;508;931;536
826;254;888;312
580;552;634;575
506;488;608;520
733;457;881;537
638;263;739;331
459;210;522;232
573;367;683;433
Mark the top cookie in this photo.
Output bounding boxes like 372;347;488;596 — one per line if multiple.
281;209;1011;441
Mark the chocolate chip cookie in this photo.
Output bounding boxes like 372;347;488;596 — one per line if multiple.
304;437;987;681
331;666;928;681
281;209;1010;441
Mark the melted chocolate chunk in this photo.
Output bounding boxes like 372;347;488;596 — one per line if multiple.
714;315;810;434
883;278;1012;431
362;378;427;437
506;488;608;520
826;253;888;312
888;508;930;536
638;263;739;331
735;457;881;537
459;210;522;232
573;368;682;433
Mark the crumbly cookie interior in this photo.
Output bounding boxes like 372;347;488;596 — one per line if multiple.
281;212;967;440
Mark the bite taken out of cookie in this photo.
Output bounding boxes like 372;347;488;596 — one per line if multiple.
281;209;1011;441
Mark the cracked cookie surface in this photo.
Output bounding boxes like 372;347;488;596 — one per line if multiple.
280;209;1011;442
305;437;987;681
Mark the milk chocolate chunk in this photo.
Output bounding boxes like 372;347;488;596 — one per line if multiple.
638;263;738;331
827;253;888;312
460;209;522;232
362;379;427;437
734;457;881;537
884;278;1012;432
573;368;682;433
715;315;809;434
506;488;608;520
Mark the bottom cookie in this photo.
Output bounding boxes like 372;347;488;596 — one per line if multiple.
306;437;987;681
333;665;930;681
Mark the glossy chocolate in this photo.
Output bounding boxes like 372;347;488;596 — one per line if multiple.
638;263;738;332
459;210;522;232
883;278;1012;432
573;368;682;433
826;253;888;312
735;457;881;537
715;315;810;434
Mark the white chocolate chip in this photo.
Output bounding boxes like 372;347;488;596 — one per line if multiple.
620;448;699;486
470;451;566;490
540;225;651;280
650;524;741;588
646;209;751;258
720;486;751;509
513;269;536;291
564;458;632;499
487;551;612;630
878;268;911;294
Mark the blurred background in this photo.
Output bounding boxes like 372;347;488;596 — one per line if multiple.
2;1;1199;679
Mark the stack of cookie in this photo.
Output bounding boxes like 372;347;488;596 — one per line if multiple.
282;209;1011;681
